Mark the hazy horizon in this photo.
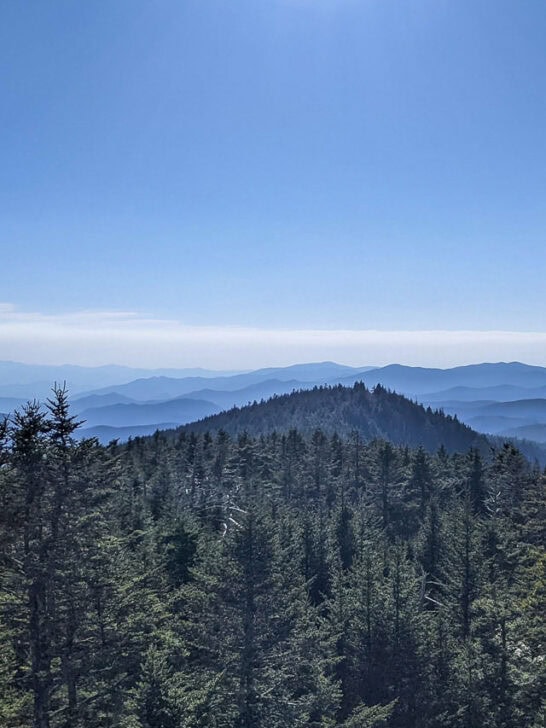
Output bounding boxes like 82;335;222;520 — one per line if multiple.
1;303;546;371
2;354;546;374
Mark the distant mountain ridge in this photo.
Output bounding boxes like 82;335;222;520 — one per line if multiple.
78;398;220;428
82;362;368;400
420;384;546;403
347;362;546;394
71;361;546;407
3;361;546;452
4;360;546;403
504;424;546;443
0;360;244;399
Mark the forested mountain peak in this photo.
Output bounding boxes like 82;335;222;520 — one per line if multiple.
181;382;489;454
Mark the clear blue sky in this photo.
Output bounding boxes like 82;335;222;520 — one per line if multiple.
1;0;546;366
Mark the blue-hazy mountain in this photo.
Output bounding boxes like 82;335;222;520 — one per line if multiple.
5;360;546;448
0;396;28;413
465;415;531;435
181;379;305;409
75;423;182;444
251;362;370;381
0;361;241;399
428;398;546;439
478;398;546;419
9;360;546;405
71;392;138;411
78;398;219;428
347;362;546;395
82;362;365;401
501;424;546;443
420;384;546;402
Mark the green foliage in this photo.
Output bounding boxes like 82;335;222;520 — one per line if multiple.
0;388;543;726
341;701;396;728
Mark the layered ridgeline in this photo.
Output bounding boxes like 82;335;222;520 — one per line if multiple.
3;361;546;447
1;387;544;727
181;383;488;454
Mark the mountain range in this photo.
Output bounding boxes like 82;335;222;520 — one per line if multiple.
2;360;546;449
0;361;244;399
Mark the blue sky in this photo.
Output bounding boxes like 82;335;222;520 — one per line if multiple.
1;0;546;367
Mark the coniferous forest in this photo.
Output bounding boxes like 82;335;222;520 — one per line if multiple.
1;387;545;728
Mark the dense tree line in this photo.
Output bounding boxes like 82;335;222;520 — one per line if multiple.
0;387;544;727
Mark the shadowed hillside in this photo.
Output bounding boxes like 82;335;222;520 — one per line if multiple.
182;382;488;454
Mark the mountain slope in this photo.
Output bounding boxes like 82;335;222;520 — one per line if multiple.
420;384;546;403
76;423;182;444
479;398;546;419
70;392;138;411
466;415;531;435
182;383;488;454
79;398;219;428
501;423;546;443
0;396;27;413
345;362;546;395
181;378;304;409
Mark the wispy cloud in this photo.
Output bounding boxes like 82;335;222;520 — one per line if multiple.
1;303;545;368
